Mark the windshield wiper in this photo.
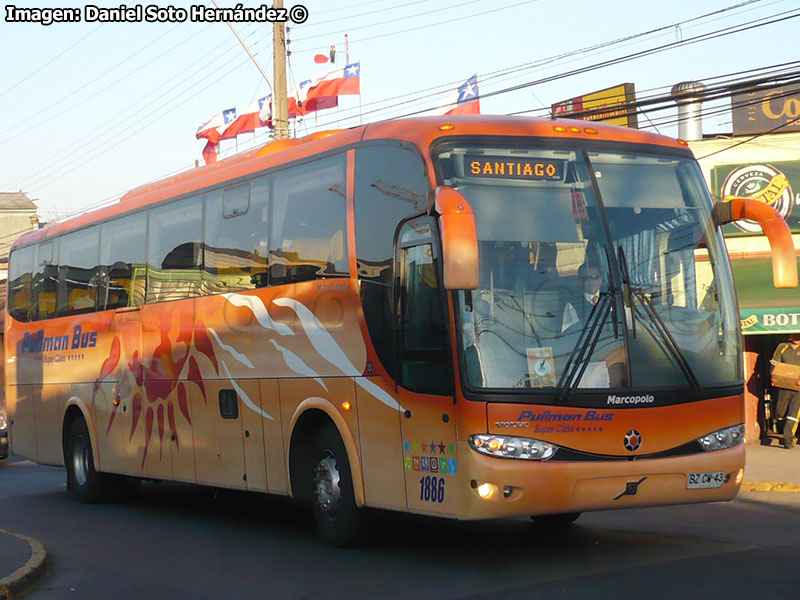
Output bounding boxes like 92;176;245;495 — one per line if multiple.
617;248;700;390
630;290;700;389
556;289;615;402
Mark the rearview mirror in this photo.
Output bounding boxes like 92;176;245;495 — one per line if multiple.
430;186;478;290
713;197;798;288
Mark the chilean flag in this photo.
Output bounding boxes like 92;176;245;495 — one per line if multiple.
222;96;271;138
437;74;480;115
290;78;339;116
306;62;361;102
196;107;237;144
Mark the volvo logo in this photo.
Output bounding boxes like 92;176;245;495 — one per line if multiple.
624;430;642;452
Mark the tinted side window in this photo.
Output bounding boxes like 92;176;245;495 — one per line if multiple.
32;241;58;320
270;155;348;285
8;246;33;322
203;176;270;293
354;144;430;379
100;213;147;309
147;196;203;303
58;228;100;316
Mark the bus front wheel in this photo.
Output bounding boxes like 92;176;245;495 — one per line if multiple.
530;512;582;527
310;424;368;546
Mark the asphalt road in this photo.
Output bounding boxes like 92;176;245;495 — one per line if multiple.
2;455;799;599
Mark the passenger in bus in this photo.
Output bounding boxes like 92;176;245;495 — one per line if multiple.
561;261;604;333
771;334;800;449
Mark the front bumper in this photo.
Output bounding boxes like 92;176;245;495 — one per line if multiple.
456;441;744;520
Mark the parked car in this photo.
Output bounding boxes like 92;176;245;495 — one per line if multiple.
0;409;8;463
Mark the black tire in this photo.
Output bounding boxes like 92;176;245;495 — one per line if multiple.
530;512;581;528
309;423;369;546
66;417;114;503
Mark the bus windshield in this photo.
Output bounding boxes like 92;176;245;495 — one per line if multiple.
436;143;740;395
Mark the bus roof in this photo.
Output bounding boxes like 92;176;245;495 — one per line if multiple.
13;115;688;250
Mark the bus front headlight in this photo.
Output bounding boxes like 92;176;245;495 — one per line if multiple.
469;434;558;460
0;411;7;432
697;424;744;451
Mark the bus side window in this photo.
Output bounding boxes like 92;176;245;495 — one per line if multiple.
269;155;348;285
57;228;100;317
8;246;33;323
203;176;270;294
147;196;203;304
100;213;146;309
32;241;58;321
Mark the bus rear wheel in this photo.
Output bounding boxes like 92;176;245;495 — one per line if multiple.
66;417;116;503
310;424;368;546
530;512;582;527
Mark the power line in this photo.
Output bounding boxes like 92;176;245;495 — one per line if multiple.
292;0;485;43
286;0;791;127
292;0;543;54
0;24;103;99
4;26;264;190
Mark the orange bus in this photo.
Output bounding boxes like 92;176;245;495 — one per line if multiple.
5;116;796;545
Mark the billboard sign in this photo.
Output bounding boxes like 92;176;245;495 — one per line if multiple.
731;83;800;135
710;160;800;235
551;83;638;128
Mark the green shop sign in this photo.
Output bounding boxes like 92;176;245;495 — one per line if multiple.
740;308;800;335
710;160;800;236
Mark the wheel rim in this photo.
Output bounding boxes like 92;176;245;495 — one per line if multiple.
312;450;341;520
72;435;89;487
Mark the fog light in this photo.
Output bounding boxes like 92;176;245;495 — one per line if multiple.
477;483;496;499
503;485;512;498
735;468;744;485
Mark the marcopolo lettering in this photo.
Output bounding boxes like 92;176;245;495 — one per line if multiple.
21;326;97;354
607;394;655;405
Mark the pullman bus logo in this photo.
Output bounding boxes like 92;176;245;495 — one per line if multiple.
721;164;794;233
624;430;642;452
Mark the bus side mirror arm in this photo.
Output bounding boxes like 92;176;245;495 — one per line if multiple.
712;197;798;289
429;186;479;290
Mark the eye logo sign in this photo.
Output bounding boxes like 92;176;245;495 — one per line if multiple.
721;164;794;233
624;429;642;452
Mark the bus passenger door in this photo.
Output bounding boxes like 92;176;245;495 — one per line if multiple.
395;218;458;515
95;306;144;476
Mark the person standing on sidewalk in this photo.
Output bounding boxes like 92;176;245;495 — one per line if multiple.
771;334;800;449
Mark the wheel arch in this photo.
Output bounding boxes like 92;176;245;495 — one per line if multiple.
286;398;364;507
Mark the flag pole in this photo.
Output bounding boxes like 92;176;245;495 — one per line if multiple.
210;0;272;95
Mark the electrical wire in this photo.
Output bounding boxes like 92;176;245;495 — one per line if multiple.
0;24;103;99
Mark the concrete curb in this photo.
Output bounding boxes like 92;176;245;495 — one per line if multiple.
742;481;800;493
0;530;47;599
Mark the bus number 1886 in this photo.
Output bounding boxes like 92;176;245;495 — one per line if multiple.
420;475;445;503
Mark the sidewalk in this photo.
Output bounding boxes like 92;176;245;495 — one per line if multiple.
743;436;800;492
0;528;47;599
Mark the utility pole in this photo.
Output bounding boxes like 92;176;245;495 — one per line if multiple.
272;0;289;139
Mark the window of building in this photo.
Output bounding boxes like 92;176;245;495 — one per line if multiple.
147;196;203;303
57;228;100;316
100;213;147;309
269;155;348;285
203;177;270;293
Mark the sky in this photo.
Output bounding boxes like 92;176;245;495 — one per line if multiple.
1;0;798;225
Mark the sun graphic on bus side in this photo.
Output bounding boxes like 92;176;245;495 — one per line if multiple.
93;312;220;468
